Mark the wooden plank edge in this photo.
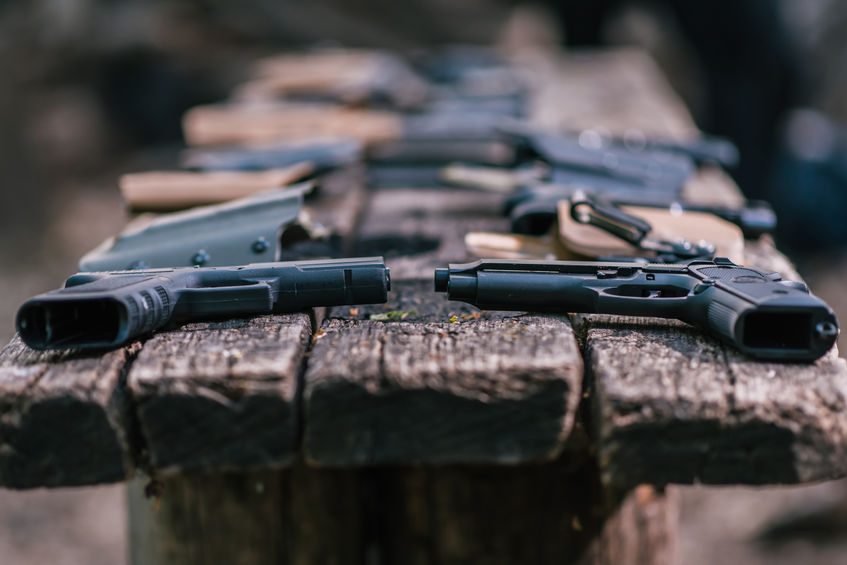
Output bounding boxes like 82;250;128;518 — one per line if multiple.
303;306;583;466
0;337;141;488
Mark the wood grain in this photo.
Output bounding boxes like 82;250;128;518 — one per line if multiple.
127;315;311;475
586;313;847;488
121;160;368;476
0;337;136;488
585;241;847;488
373;449;676;565
307;185;582;466
128;470;290;565
538;50;847;489
304;280;582;465
0;48;841;517
130;447;676;565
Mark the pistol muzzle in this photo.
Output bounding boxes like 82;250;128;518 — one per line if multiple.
434;268;449;292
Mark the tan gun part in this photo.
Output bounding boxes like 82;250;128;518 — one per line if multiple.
235;49;429;108
119;162;314;211
183;103;403;147
557;200;745;263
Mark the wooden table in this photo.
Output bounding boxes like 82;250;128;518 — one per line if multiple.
2;49;847;565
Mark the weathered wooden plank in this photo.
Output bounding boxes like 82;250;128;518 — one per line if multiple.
581;484;677;565
304;185;583;464
129;465;367;565
286;464;366;565
130;448;676;565
587;314;847;488
0;337;137;488
0;144;369;487
121;159;369;476
305;183;582;465
126;47;692;565
537;50;847;488
127;315;311;475
304;279;582;465
348;436;676;565
392;459;602;564
585;240;847;488
128;470;290;565
380;453;674;565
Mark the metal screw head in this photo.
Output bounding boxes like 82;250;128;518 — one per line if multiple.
251;237;269;254
191;250;210;266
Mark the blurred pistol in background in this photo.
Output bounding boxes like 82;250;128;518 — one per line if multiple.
79;183;332;272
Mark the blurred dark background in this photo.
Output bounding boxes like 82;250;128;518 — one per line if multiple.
1;1;847;564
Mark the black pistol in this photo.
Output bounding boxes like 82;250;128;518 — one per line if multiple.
17;257;390;351
434;258;838;361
